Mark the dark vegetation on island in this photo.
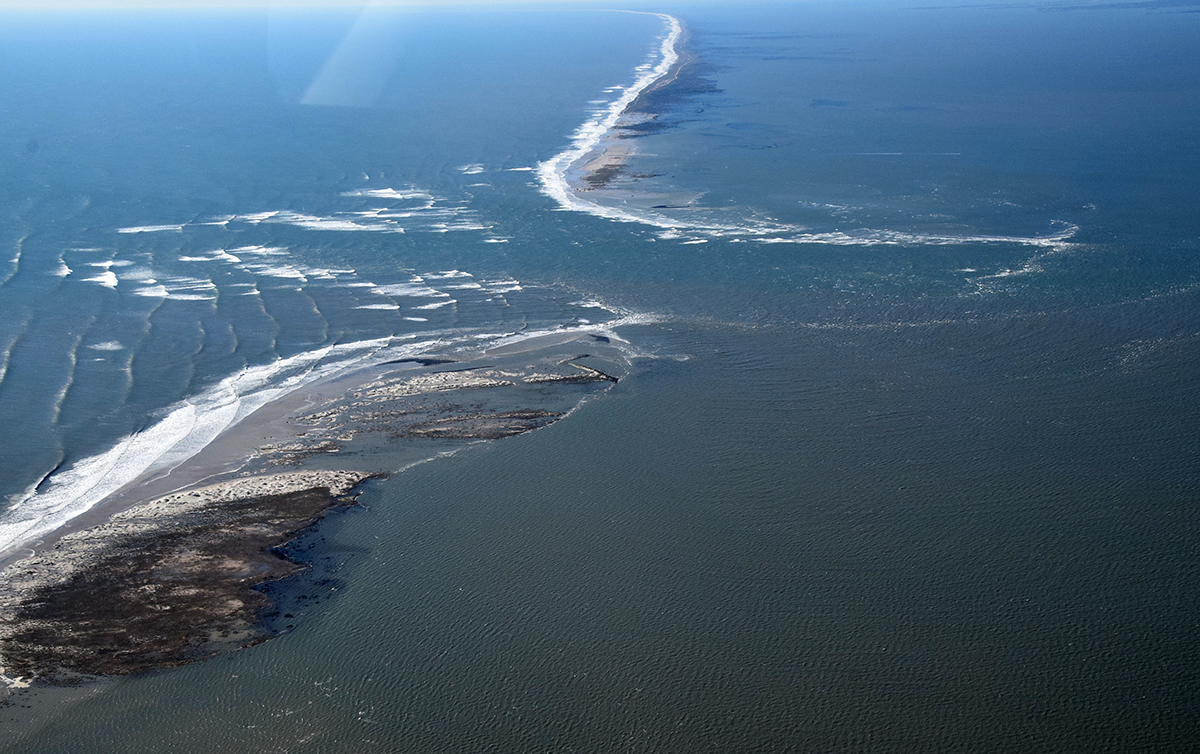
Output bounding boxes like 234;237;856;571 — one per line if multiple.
0;353;623;685
1;483;372;680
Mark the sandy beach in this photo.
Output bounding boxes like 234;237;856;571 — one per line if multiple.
558;19;713;210
0;331;628;683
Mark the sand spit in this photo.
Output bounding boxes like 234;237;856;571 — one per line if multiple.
568;20;716;193
254;356;621;469
0;338;628;684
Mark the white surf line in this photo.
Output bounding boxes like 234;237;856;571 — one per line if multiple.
0;300;644;562
0;309;33;392
0;235;25;288
538;14;1077;249
749;221;1080;248
116;224;185;234
537;13;687;228
0;338;398;561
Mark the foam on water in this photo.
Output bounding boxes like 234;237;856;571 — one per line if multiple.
243;264;308;282
119;267;156;283
0;239;23;287
145;275;218;300
424;270;473;279
536;13;682;222
340;188;433;201
0;337;393;559
537;14;1078;251
132;284;170;298
0;208;653;560
230;245;289;256
372;280;451;298
274;211;402;233
82;271;118;289
116;224;185;234
49;334;85;424
746;222;1079;248
110;188;489;238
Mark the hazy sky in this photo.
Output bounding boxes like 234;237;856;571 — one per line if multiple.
0;0;665;8
0;0;812;10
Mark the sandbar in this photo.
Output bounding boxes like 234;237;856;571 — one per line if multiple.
0;331;627;683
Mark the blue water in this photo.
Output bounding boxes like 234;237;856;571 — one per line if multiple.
0;6;664;555
2;2;1199;751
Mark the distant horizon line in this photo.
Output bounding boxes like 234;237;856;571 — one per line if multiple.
0;0;809;10
0;0;735;9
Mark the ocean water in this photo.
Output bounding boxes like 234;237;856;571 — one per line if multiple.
0;5;664;558
2;1;1200;751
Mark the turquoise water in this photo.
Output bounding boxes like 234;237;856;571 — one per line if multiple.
3;2;1200;751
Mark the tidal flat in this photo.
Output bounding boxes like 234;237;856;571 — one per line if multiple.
0;331;627;685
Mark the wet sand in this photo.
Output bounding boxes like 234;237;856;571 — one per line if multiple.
567;29;710;200
575;141;638;190
0;331;627;684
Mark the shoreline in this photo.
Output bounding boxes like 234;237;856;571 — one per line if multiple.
0;470;375;681
0;352;389;576
570;27;697;192
0;338;399;567
0;329;632;684
537;14;1078;248
536;13;685;219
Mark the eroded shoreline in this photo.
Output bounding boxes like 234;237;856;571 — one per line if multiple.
0;471;373;681
0;333;628;685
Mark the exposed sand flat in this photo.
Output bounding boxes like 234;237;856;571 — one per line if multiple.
573;140;637;190
355;369;518;399
114;470;370;520
0;333;631;683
